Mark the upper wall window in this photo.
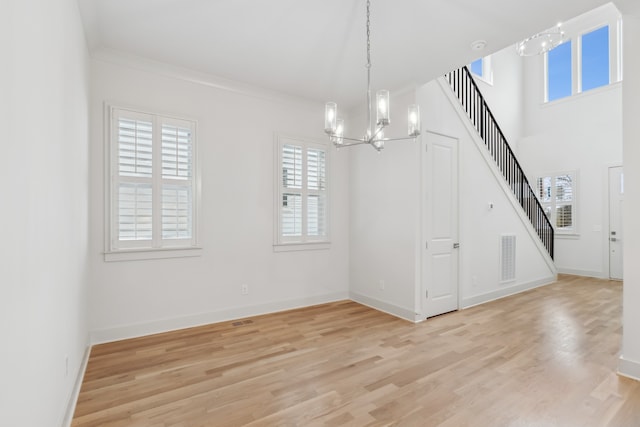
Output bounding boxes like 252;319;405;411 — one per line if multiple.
581;26;609;92
471;58;483;78
106;106;201;261
469;55;493;84
545;22;619;103
547;41;572;102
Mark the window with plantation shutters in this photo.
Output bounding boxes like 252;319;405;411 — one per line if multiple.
276;135;329;248
536;171;577;235
107;106;200;260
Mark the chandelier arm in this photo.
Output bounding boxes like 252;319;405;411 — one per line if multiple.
336;140;371;147
339;136;372;143
370;124;385;140
378;136;418;142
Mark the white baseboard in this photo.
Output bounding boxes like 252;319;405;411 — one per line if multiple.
618;355;640;381
90;291;349;344
556;268;607;279
461;276;556;309
349;292;419;322
61;345;91;427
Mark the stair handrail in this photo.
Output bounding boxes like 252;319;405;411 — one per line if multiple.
445;65;554;259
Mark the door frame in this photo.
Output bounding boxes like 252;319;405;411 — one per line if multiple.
606;163;623;280
420;130;460;319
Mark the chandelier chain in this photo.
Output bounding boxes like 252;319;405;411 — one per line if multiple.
366;0;371;69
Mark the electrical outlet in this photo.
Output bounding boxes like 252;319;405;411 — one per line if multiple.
379;279;385;290
241;284;249;295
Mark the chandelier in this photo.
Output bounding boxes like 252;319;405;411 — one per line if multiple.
516;23;565;56
324;0;421;152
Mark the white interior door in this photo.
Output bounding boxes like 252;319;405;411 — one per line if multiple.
609;166;623;280
423;132;459;318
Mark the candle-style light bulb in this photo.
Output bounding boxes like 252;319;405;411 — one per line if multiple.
376;90;390;126
334;119;344;145
325;102;337;134
408;104;421;138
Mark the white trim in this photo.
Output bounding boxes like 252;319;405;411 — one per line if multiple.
618;355;640;381
461;276;556;309
534;170;578;236
274;133;331;249
104;104;202;261
273;242;330;252
60;346;91;427
349;291;420;323
90;291;348;344
556;267;607;279
104;247;203;262
437;77;557;274
605;163;624;280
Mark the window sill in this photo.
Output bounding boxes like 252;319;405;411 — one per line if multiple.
555;233;580;240
273;242;331;252
542;80;621;107
104;247;203;262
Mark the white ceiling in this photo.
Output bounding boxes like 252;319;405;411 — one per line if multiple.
78;0;637;109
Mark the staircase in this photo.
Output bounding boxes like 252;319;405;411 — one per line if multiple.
445;66;554;259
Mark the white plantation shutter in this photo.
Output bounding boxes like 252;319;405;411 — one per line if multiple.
307;149;326;191
535;172;576;234
277;136;328;245
118;118;153;177
162;124;192;179
162;185;192;239
307;148;326;238
307;194;326;237
110;107;197;252
282;193;302;236
118;183;152;240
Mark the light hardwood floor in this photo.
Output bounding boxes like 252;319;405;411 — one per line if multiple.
72;275;640;426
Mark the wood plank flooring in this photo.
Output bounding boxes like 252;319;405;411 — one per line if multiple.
72;275;640;426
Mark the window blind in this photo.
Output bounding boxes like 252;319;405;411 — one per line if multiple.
111;107;197;251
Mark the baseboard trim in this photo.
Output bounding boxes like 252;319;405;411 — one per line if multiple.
618;355;640;381
61;345;91;427
349;292;419;322
556;268;607;279
461;276;556;309
90;292;349;344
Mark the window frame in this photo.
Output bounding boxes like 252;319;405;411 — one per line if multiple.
104;104;202;261
469;55;493;85
544;15;622;104
273;133;330;252
545;39;573;103
535;171;578;237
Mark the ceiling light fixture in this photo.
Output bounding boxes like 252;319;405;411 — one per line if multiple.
516;23;565;56
324;0;420;152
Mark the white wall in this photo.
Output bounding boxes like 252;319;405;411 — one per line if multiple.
518;12;623;278
88;53;350;342
0;0;90;426
348;78;555;321
348;90;422;320
419;80;555;308
472;47;524;149
620;14;640;380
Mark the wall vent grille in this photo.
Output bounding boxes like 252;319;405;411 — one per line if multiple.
501;234;516;283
